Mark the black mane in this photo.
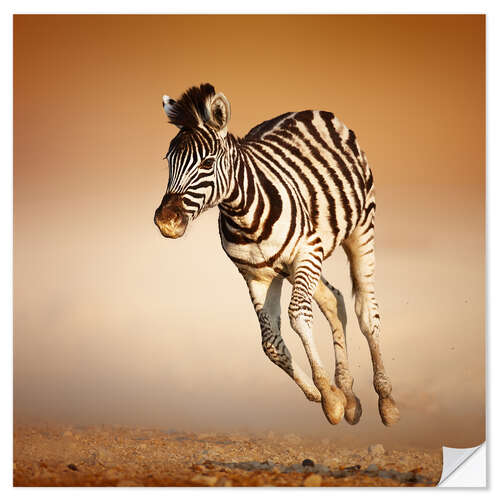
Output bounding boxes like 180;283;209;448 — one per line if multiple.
168;83;216;129
244;112;294;141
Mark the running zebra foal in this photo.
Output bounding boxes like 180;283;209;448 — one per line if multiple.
154;83;400;426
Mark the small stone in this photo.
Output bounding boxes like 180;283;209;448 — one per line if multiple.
86;452;97;466
302;458;315;467
67;463;78;471
378;470;393;479
366;464;379;473
314;464;330;474
401;471;418;483
332;470;347;478
368;444;385;456
191;474;218;486
344;464;361;472
303;473;322;487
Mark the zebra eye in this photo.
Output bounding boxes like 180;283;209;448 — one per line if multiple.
200;157;214;169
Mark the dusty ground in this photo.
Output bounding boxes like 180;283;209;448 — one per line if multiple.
13;425;442;487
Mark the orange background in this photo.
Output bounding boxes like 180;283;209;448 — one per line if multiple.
14;15;484;448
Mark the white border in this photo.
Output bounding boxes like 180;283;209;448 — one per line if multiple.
0;0;495;14
3;1;497;497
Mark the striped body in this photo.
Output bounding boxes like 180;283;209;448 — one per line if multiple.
154;84;399;427
218;110;374;280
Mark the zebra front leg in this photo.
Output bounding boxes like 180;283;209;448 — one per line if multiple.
343;225;400;426
289;255;346;425
246;277;321;402
314;277;362;425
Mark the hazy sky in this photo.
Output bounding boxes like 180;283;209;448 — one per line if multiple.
14;15;484;448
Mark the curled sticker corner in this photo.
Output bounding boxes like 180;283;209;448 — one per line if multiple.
438;442;486;487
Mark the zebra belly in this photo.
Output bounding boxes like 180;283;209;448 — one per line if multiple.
219;218;301;280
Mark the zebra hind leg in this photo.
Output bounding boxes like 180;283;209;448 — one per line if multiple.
342;224;400;426
314;277;362;425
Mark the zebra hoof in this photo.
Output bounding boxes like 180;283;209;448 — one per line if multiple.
321;387;345;425
379;395;400;426
344;395;362;425
330;385;347;407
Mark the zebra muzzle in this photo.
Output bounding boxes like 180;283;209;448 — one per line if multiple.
154;195;189;239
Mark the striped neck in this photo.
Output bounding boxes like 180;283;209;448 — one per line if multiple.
219;135;253;218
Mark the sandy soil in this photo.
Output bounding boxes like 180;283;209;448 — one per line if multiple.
13;425;442;487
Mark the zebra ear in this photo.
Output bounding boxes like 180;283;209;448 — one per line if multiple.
162;95;181;127
207;92;231;135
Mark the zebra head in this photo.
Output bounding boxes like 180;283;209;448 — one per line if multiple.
154;83;231;239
